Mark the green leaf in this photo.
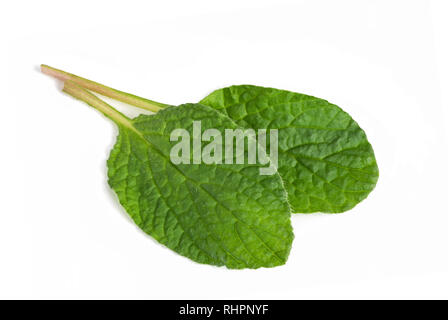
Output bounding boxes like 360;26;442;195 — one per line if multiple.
61;81;293;269
200;85;379;213
108;103;294;268
41;65;379;215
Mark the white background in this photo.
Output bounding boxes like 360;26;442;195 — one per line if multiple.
1;0;448;299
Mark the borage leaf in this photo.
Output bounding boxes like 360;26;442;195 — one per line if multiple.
63;81;293;269
41;65;379;214
200;85;379;213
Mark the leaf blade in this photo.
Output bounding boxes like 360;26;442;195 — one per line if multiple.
200;85;379;213
107;104;294;268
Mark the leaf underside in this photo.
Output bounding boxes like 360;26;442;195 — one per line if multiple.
200;85;379;213
107;103;293;269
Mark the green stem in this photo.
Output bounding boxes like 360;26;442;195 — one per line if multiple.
63;81;139;135
41;64;169;112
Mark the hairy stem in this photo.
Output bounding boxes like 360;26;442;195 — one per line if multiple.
63;81;139;134
41;64;169;112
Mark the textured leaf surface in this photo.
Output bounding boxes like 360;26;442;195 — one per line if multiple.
107;103;293;269
200;85;379;213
